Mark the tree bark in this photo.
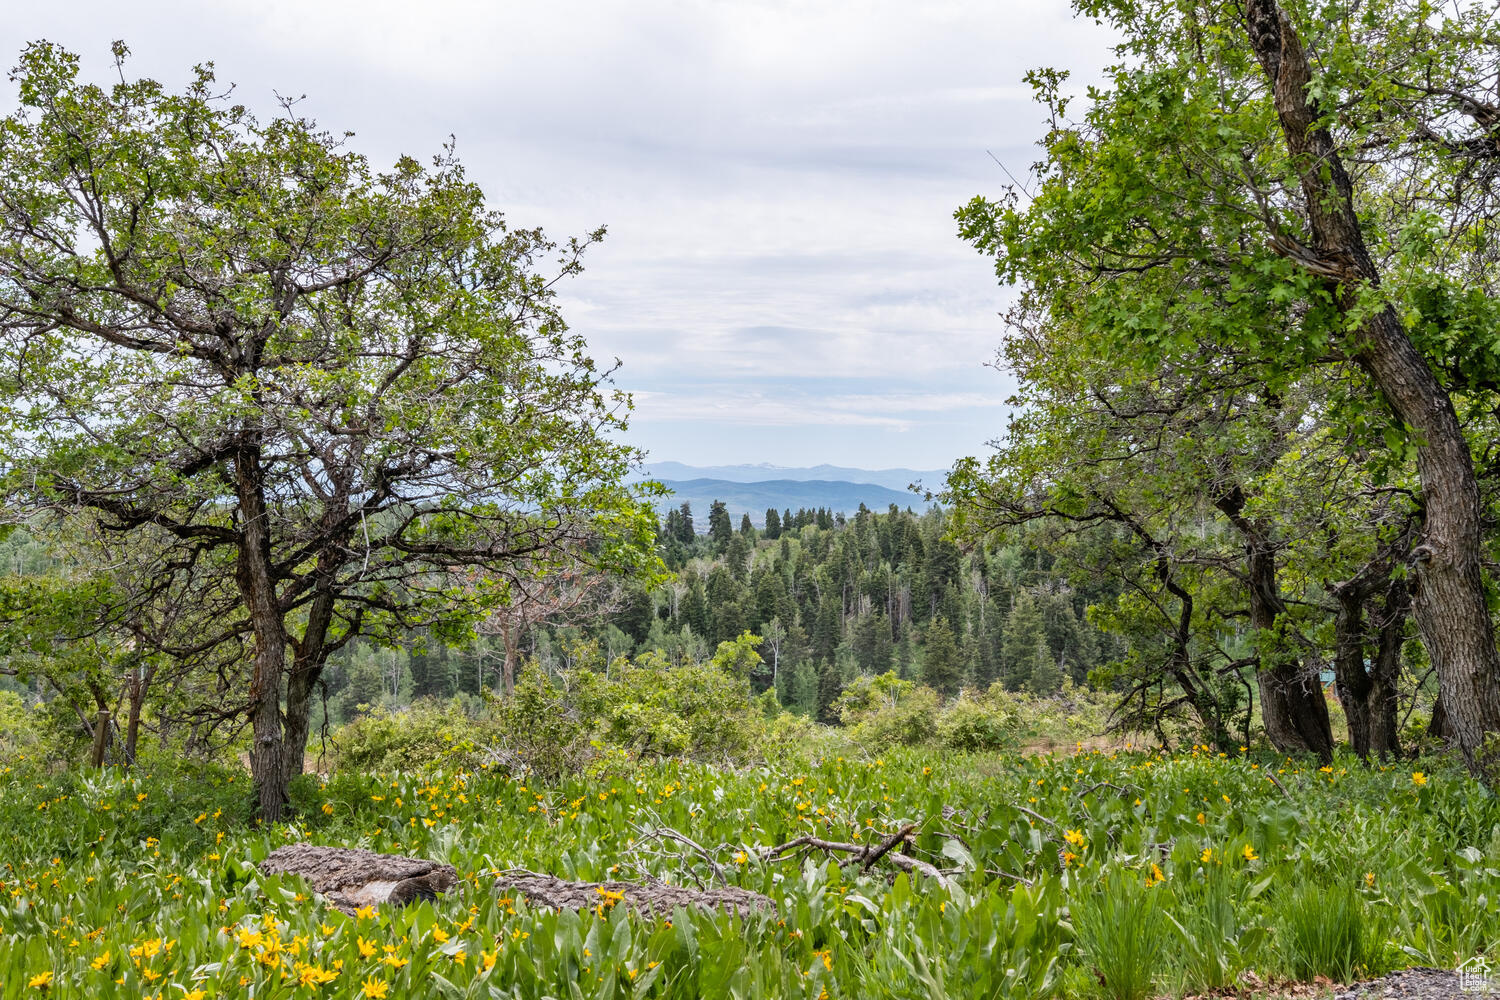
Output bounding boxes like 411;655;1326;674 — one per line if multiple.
1245;0;1500;783
236;449;290;822
501;625;519;697
122;660;154;768
1332;573;1406;761
1333;585;1373;757
89;709;111;767
1215;487;1333;761
1367;582;1408;760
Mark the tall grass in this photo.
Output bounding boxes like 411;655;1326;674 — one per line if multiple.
1072;873;1165;1000
1276;882;1374;983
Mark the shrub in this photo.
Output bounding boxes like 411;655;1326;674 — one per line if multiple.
594;651;759;759
488;666;595;780
327;699;492;772
0;690;44;763
937;693;1021;752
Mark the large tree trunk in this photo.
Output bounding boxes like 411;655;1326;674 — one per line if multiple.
1215;487;1333;761
1332;574;1406;760
284;565;343;788
1245;0;1500;783
1332;585;1373;757
1367;582;1408;761
236;452;290;822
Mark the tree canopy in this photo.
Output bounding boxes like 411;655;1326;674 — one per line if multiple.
0;42;661;818
951;0;1500;781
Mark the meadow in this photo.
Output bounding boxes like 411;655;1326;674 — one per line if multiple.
2;743;1496;999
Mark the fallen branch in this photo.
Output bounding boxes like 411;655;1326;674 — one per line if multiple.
760;832;953;889
1010;802;1061;831
628;824;730;888
1074;781;1140;800
861;822;916;872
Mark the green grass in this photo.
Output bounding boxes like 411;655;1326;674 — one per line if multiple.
0;746;1496;998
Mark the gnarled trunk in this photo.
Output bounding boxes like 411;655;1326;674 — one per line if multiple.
1245;0;1500;783
1215;486;1333;761
284;561;345;788
237;450;290;822
1333;574;1408;761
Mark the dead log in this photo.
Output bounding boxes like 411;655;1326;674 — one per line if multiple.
492;871;775;919
259;845;458;914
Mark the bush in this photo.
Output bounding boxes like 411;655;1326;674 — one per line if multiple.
595;651;759;759
937;693;1021;752
328;699;493;773
488;667;595;780
0;690;44;763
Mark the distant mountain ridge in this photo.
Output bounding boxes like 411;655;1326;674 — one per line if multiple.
638;462;946;493
650;477;933;528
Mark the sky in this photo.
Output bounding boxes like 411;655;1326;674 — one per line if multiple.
1;2;1115;472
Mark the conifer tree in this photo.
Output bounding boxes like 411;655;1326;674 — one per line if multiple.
922;616;963;697
708;501;733;553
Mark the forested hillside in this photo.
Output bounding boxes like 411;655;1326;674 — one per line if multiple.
264;502;1120;729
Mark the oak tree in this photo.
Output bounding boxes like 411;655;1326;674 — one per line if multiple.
0;44;659;818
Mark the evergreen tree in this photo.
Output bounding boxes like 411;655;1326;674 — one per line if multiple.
816;658;843;724
895;626;915;679
922;616;962;697
852;612;893;675
725;533;751;583
1003;591;1048;691
739;512;755;537
675;502;696;543
708;500;733;553
764;508;782;539
813;591;842;665
705;565;744;643
784;660;818;716
1027;634;1064;695
680;575;710;638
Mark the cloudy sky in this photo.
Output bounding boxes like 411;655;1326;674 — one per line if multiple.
2;2;1114;472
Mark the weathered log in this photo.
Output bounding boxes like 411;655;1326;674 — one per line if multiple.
493;872;775;919
259;845;458;913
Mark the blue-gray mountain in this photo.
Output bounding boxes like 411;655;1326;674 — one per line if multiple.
638;462;945;493
652;478;931;527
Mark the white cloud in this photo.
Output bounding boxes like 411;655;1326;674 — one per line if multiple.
0;0;1113;467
